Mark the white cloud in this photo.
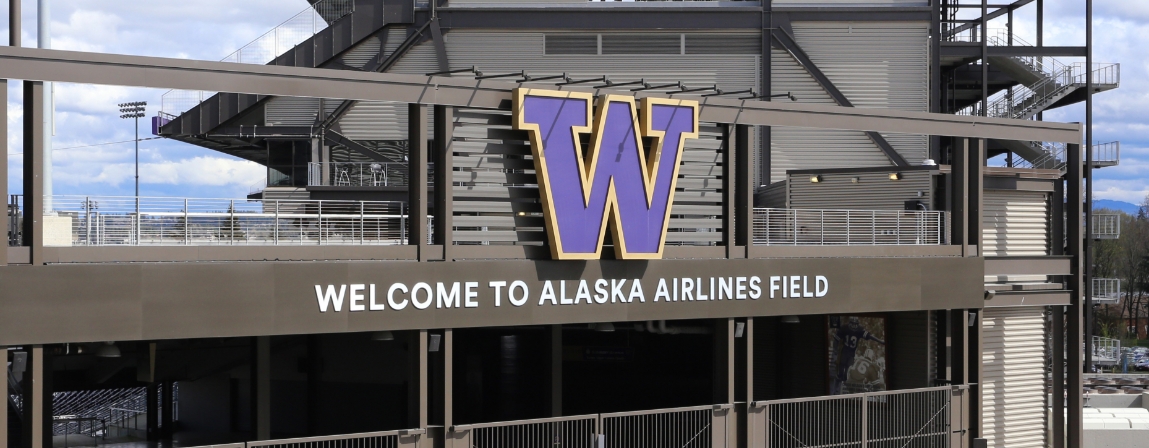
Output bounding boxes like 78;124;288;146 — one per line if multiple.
83;156;264;188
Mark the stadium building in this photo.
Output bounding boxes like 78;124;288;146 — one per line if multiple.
0;0;1120;447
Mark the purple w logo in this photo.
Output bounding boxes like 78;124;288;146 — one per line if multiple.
513;88;699;260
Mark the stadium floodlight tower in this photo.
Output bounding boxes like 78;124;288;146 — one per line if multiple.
119;101;147;197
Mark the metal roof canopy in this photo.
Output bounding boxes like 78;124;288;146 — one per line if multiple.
0;46;1082;144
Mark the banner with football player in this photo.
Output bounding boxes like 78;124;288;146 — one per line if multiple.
827;315;887;395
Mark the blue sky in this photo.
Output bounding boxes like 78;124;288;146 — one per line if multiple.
2;0;1146;201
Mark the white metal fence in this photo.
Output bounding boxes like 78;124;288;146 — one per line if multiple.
461;414;599;448
1092;278;1121;303
1092;214;1121;240
45;196;423;247
1093;336;1121;364
752;208;948;246
754;386;960;448
600;405;716;448
307;162;409;187
160;0;355;116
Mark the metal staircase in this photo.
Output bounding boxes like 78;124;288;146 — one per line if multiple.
156;0;394;165
957;30;1120;171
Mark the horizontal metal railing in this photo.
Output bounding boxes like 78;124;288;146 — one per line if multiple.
753;386;959;448
160;0;355;116
307;162;409;187
42;195;428;247
752;208;948;246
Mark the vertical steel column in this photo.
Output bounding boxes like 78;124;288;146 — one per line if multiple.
443;329;453;448
980;0;988;116
253;336;271;440
735;125;752;256
408;330;429;429
1065;143;1084;448
949;310;969;446
727;318;736;404
969;139;984;255
723;124;736;257
935;310;949;384
550;325;562;417
950;139;970;256
21;346;48;448
968;309;983;440
0;77;6;264
1083;0;1094;374
929;0;942;161
1037;0;1044;47
745;318;756;448
408;104;429;260
2;0;16;265
146;381;158;442
759;2;772;186
161;381;173;440
1053;306;1066;448
1053;181;1065;256
23;82;44;265
433;105;453;259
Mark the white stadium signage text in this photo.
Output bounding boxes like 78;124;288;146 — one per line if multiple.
314;276;829;313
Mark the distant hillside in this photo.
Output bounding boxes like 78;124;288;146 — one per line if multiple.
1094;199;1141;215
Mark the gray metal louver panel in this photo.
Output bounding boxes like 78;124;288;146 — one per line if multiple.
686;34;761;55
981;307;1048;448
983;190;1050;257
341;36;381;69
793;22;929;162
770;22;929;179
786;170;932;211
265;96;320;126
544;34;597;55
601;34;680;55
382;27;408;57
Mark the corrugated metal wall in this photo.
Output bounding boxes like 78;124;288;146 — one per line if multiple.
451;108;726;247
786;170;932;210
983;190;1050;257
981;307;1048;448
771;22;929;181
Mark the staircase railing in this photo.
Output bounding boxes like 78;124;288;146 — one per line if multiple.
160;0;354;116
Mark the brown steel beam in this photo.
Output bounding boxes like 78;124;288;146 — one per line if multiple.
0;46;1082;143
1053;305;1065;448
951;139;970;256
735;125;752;256
22;82;43;266
433;105;453;259
409;104;429;260
969;139;985;256
443;329;454;447
1065;144;1084;448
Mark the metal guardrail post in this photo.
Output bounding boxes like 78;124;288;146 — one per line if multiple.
84;197;91;245
135;196;141;245
317;200;323;245
184;198;189;245
860;395;868;447
401;202;406;245
847;210;852;245
360;201;365;244
274;201;280;245
230;199;236;245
